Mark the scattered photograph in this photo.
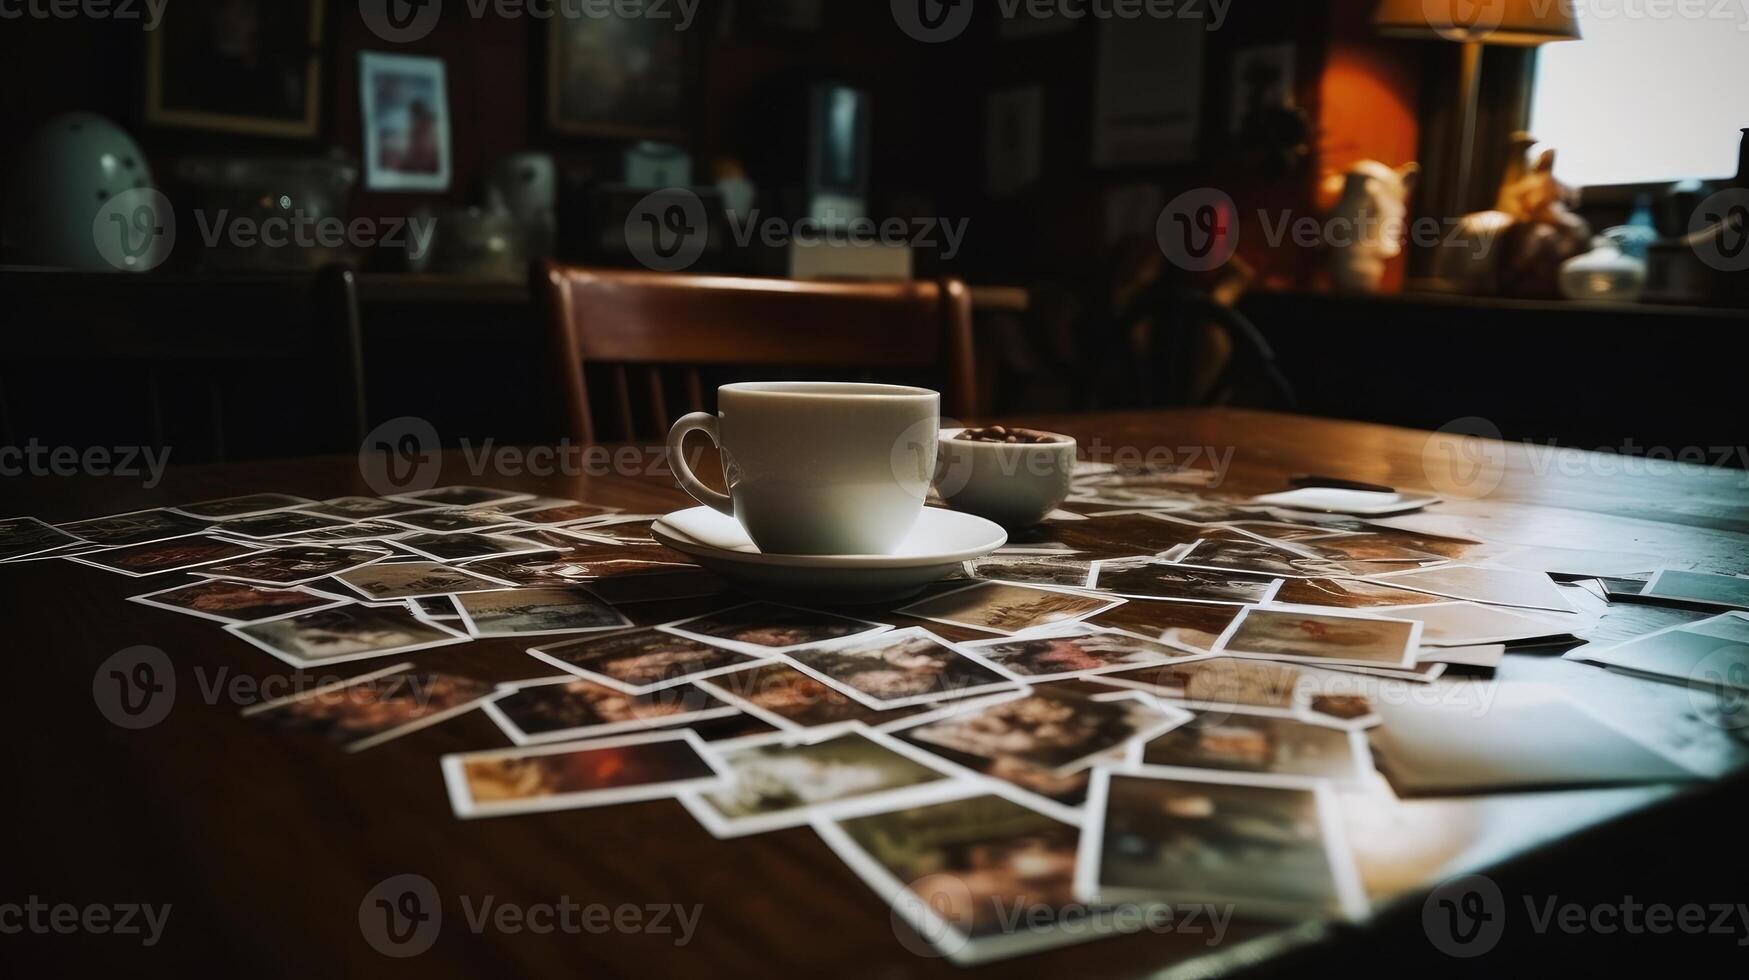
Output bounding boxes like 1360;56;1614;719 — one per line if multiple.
567;516;660;545
490;526;616;555
1298;536;1447;565
387;486;533;509
1097;657;1320;716
1088;557;1283;605
679;726;961;838
211;511;352;540
896;583;1124;636
585;568;726;604
1366;564;1574;613
1568;611;1749;693
197;545;390;586
484;678;737;744
170;493;314;520
442;730;727;819
959;625;1201;681
782;628;1020;709
814;793;1096;965
904;688;1189;775
664;602;889;653
1642;569;1749;612
275;520;412;544
57;509;210;547
1060;513;1207;555
227;604;468;667
512;502;622;525
0;516;89;562
1377;601;1568;647
334;561;516;601
395;532;552;563
1168;538;1349;579
454;587;630;637
390;507;528;533
965;555;1096;589
1214;607;1421;669
298;496;433;520
128;578;349;624
1094;598;1240;653
70;535;261;577
1272;576;1446;609
528;628;766;694
1135;711;1372;787
694;662;929;731
1075;770;1366;920
240;663;498;753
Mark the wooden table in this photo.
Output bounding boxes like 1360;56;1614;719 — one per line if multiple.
5;409;1746;978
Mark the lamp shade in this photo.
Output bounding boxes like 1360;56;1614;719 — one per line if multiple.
1373;0;1582;45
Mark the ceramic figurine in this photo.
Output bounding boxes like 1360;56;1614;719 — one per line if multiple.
1323;160;1420;292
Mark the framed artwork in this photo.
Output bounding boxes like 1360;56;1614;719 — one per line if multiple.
359;52;452;193
1091;16;1205;168
546;16;694;140
145;0;326;139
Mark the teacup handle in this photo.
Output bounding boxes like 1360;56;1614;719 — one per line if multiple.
666;413;736;518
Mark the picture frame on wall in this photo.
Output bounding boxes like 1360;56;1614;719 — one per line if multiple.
145;0;326;138
359;52;452;193
546;15;694;140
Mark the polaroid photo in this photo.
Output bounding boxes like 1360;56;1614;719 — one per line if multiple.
297;496;436;520
1096;657;1325;718
170;493;315;521
1419;643;1506;669
492;526;623;555
69;535;263;578
902;687;1190;777
964;555;1096;589
1167;538;1350;580
483;676;737;744
1087;557;1283;605
208;511;354;540
1566;611;1749;694
1131;709;1374;789
386;486;533;509
813;791;1108;965
57;508;210;547
1212;607;1421;670
196;545;391;586
1074;769;1369;921
1372;601;1571;647
1641;569;1749;612
394;532;556;563
1365;564;1575;613
896;582;1125;636
779;627;1023;710
454;587;631;638
662;602;890;654
957;624;1205;682
240;662;499;753
388;507;529;534
441;729;728;819
677;724;970;838
509;502;622;525
412;595;462;621
1312;659;1446;684
276;520;416;545
129;578;351;624
1271;576;1452;609
528;628;767;695
585;568;726;605
458;552;599;587
1063;512;1208;554
334;560;517;601
1295;536;1448;566
563;515;662;546
692;661;933;732
226;604;469;668
0;516;91;562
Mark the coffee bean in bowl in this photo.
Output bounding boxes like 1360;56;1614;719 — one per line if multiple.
935;426;1077;529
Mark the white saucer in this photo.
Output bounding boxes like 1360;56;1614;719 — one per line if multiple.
652;507;1007;604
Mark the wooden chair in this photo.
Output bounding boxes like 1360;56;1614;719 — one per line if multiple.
0;265;367;463
538;264;976;443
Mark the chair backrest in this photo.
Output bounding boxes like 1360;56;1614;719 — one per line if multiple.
538;264;975;442
0;265;366;463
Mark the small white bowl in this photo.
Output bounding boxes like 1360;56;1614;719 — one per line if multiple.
935;426;1077;529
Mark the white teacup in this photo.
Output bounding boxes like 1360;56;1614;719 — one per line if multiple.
665;382;940;556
